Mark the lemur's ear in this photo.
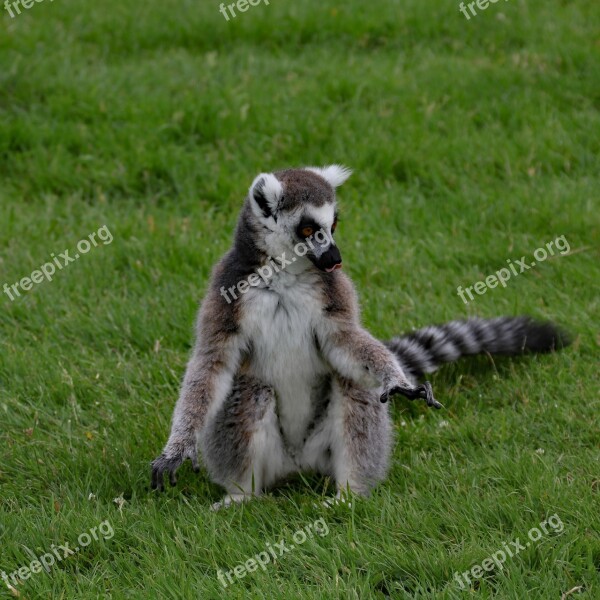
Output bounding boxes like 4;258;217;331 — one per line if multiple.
305;164;352;188
249;173;283;220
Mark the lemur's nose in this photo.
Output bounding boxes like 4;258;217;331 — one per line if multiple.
320;245;342;272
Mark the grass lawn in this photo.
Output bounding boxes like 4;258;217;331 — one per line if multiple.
1;0;599;597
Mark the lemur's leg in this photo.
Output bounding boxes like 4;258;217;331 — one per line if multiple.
302;377;393;498
151;338;244;491
202;375;295;510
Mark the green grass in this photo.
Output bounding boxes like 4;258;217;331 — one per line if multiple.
1;0;599;597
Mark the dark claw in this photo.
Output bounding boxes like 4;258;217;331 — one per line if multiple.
417;381;444;409
151;463;164;492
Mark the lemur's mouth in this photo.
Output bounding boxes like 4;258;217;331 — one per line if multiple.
325;263;342;272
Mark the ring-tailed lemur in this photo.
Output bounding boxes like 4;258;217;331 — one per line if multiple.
151;165;569;508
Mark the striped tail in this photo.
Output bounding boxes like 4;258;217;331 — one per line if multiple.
386;316;571;378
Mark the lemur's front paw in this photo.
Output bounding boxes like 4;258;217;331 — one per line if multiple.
151;443;199;492
380;381;443;409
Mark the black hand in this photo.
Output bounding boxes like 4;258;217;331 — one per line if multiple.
151;450;200;491
380;381;443;409
151;452;182;491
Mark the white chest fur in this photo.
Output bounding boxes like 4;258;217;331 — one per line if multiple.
241;270;328;448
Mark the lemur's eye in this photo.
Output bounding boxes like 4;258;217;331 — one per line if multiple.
301;226;314;237
331;220;337;233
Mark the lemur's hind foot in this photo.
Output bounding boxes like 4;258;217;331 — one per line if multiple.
380;381;443;409
210;493;252;511
320;490;353;509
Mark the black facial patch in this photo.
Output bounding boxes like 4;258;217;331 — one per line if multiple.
332;212;339;232
295;218;321;240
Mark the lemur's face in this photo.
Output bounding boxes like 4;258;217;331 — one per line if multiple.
247;165;352;272
292;203;341;272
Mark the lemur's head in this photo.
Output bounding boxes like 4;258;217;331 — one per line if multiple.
245;165;351;272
